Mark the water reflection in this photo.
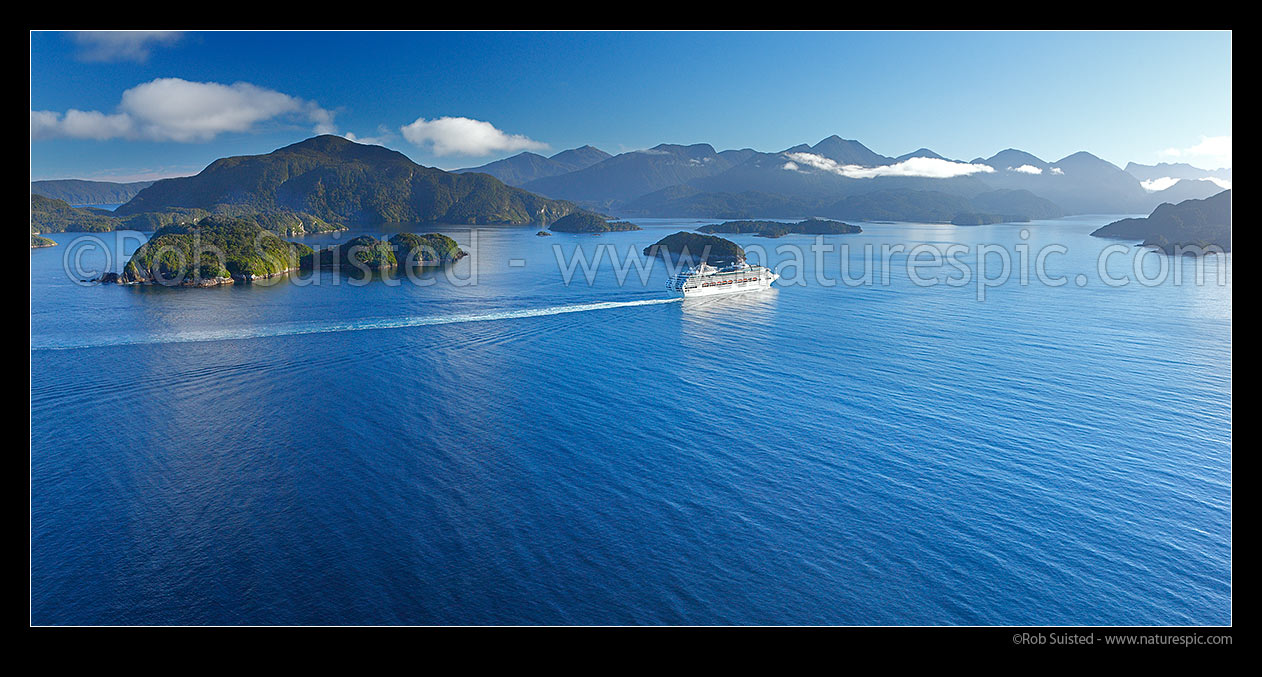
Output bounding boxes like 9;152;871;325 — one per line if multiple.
679;288;779;346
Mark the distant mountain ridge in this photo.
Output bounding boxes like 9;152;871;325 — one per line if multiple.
457;145;611;186
521;143;758;205
1125;162;1232;183
502;134;1227;220
32;179;155;205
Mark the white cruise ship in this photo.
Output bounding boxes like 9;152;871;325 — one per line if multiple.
666;261;779;297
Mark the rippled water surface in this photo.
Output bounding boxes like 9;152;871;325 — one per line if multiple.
30;217;1231;624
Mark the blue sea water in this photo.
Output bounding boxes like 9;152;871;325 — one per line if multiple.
30;216;1231;625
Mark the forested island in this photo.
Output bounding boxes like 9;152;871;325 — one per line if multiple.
310;233;466;271
644;232;745;265
98;218;467;287
548;211;642;233
101;217;313;286
31;234;56;248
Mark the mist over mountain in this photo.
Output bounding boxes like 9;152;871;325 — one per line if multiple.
1125;162;1232;183
1142;179;1228;206
510;133;1197;221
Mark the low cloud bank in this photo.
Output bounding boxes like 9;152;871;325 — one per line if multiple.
783;152;995;179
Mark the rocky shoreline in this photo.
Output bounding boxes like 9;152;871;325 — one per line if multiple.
93;267;302;287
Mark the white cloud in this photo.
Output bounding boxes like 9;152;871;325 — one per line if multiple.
400;116;546;156
1140;177;1181;192
1049;167;1064;175
781;161;799;171
342;131;383;146
1008;164;1043;175
72;31;183;63
783;152;995;179
1207;177;1232;190
30;78;336;142
1160;135;1232;169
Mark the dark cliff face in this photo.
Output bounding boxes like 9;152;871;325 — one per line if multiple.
116;135;578;227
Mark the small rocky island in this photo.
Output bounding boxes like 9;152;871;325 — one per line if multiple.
548;211;642;233
100;216;314;286
1091;189;1231;253
308;233;466;271
644;231;745;265
698;218;862;238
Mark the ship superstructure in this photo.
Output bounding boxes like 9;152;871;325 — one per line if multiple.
666;261;779;297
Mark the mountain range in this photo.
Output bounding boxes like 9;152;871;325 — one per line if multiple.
457;146;611;185
460;135;1227;221
34;134;1231;235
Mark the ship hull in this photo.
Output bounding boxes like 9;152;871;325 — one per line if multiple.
674;274;778;297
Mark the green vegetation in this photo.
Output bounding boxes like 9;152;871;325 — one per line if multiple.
388;233;466;265
643;232;745;264
1091;190;1231;253
308;232;467;272
32;192;345;236
116;216;313;286
31;195;117;232
116;135;577;226
548;211;642;233
31;234;56;248
698;218;861;238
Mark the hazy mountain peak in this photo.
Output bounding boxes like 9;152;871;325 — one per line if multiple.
805;136;889;167
1055;150;1116;168
984;149;1047;168
895;148;947;162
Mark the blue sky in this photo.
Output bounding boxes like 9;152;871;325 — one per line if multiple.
30;31;1232;181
